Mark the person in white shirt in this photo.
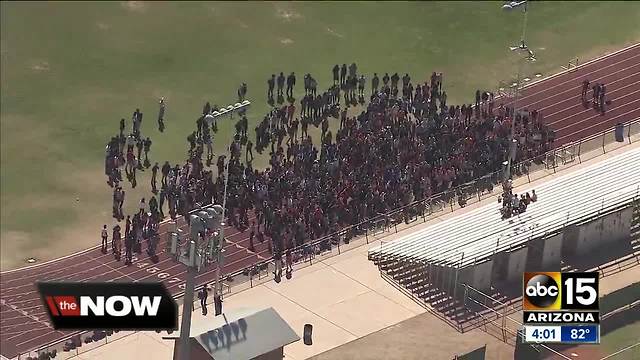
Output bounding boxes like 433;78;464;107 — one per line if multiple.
139;197;146;214
512;193;520;213
158;97;166;131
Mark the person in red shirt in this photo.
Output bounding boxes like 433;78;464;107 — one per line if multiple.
287;103;295;124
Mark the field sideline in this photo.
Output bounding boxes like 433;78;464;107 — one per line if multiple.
2;1;640;270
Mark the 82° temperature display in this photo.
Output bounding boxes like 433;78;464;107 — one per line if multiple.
561;325;599;343
524;325;599;344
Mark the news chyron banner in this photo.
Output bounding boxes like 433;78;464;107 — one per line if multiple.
522;272;600;344
37;282;178;330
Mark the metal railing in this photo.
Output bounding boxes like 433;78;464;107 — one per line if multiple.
15;118;640;359
462;284;572;359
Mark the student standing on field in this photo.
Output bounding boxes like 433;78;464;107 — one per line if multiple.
125;229;134;265
599;83;606;114
158;97;165;132
139;197;146;215
112;225;122;261
238;82;247;102
118;188;125;220
349;62;357;79
125;215;132;245
135;138;144;170
390;72;400;91
142;137;152;168
382;73;390;87
151;162;159;193
161;160;171;187
372;73;379;94
581;79;590;104
358;75;366;97
277;72;285;96
402;73;411;89
199;286;209;316
101;225;108;254
267;74;275;99
113;187;119;220
286;72;296;98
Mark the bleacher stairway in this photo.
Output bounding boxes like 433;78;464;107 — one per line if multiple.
373;255;520;336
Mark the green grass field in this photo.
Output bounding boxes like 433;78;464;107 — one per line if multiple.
1;1;639;270
601;322;640;359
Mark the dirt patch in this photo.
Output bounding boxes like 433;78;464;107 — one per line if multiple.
275;6;303;21
279;38;294;46
30;60;50;72
96;22;111;31
237;20;249;29
121;1;147;13
202;4;249;29
326;27;344;39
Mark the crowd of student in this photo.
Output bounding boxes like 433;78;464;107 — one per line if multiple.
101;64;554;267
103;102;169;263
203;66;553;263
499;180;538;219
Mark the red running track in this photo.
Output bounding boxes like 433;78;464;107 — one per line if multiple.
498;43;640;145
1;43;639;359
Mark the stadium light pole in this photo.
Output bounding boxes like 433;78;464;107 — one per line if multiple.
213;100;251;299
213;148;229;304
209;100;251;312
171;100;250;360
502;0;534;182
175;228;200;360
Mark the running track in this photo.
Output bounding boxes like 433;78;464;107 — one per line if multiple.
1;43;639;359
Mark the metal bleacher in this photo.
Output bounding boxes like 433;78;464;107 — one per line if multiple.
369;147;640;269
369;147;640;332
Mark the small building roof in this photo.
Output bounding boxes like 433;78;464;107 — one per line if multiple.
165;307;300;360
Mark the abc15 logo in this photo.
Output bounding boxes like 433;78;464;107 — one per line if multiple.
523;272;599;311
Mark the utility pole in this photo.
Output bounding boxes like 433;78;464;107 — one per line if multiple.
502;0;534;182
